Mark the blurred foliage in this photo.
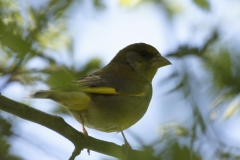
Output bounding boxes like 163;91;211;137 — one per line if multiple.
93;0;106;9
0;0;102;159
193;0;210;10
0;0;240;159
0;113;22;160
119;0;142;7
138;0;239;160
0;0;103;90
163;32;240;159
159;143;202;160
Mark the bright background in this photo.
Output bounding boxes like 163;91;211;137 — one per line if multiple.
1;0;240;160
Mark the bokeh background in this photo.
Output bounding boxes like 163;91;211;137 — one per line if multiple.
0;0;240;159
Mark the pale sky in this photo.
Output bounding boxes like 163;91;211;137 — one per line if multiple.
2;0;240;160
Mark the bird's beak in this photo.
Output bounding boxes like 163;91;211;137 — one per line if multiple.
152;55;171;68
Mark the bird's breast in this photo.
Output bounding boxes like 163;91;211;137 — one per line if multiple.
69;91;152;132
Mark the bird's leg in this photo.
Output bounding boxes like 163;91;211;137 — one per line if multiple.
121;131;131;147
80;114;90;155
82;123;88;137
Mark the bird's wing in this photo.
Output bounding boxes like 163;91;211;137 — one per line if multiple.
73;71;150;97
74;74;119;94
31;71;151;111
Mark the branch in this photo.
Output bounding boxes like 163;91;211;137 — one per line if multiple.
0;94;159;160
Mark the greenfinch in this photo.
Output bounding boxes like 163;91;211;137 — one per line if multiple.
30;43;171;144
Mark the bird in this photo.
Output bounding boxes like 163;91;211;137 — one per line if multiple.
29;43;171;147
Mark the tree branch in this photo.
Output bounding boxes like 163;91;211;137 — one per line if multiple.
0;95;159;160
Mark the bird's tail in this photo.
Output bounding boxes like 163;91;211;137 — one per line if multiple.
28;90;90;110
28;90;52;99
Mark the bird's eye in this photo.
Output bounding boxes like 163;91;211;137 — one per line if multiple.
140;51;148;57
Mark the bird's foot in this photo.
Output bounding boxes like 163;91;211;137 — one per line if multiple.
80;115;90;155
121;131;132;159
121;142;132;160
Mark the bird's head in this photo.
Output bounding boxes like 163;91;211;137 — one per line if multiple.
111;43;171;81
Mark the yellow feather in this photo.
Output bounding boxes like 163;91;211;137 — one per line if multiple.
50;92;91;110
80;87;118;94
80;87;146;97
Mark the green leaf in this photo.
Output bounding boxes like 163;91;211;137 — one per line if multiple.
222;99;239;120
174;125;188;137
210;109;220;121
193;0;210;10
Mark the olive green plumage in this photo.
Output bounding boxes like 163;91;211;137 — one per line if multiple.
30;43;171;133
